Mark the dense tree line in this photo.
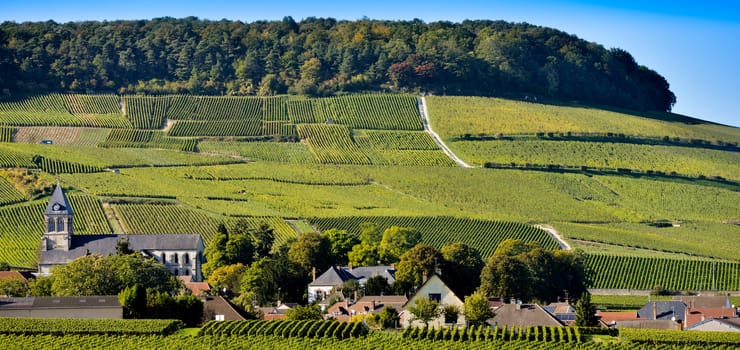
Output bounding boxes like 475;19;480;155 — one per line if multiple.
0;17;674;111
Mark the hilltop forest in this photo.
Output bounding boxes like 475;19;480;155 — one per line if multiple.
0;17;675;111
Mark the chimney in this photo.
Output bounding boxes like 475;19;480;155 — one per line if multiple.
348;263;353;270
685;307;689;324
653;302;657;320
372;300;376;311
701;313;705;322
354;290;358;302
312;267;316;281
390;263;395;269
422;271;428;284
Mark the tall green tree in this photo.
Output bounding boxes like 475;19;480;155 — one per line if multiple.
207;263;247;293
378;226;421;263
323;228;359;266
407;296;441;327
478;239;587;303
575;292;598;327
394;244;442;293
347;241;379;266
119;284;147;318
50;254;179;296
364;275;391;296
463;291;494;325
285;304;322;320
441;241;484;297
288;231;331;275
252;223;276;258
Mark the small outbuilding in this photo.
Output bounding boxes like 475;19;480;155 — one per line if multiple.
0;296;122;319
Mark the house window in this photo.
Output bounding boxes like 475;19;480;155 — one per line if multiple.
428;293;441;302
161;253;166;263
183;253;189;265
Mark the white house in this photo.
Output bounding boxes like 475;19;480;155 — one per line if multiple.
400;273;465;328
38;184;204;281
308;265;396;304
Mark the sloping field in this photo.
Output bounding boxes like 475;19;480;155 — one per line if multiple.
426;96;740;143
0;94;736;290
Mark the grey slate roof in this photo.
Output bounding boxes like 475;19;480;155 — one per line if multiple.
39;234;202;265
686;317;740;331
45;184;73;215
308;265;396;287
637;301;687;321
488;303;565;327
0;296;120;309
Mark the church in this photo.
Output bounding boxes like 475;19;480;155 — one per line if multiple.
38;184;204;281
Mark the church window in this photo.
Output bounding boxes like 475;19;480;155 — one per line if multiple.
56;218;65;231
172;254;178;264
161;253;166;263
183;253;189;265
47;218;55;232
184;269;190;276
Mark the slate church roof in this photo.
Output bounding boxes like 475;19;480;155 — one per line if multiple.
39;234;203;265
45;184;73;215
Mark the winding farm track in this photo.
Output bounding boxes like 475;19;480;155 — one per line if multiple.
535;224;572;251
418;97;473;168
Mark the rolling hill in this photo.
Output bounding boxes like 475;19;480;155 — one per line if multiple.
0;92;737;291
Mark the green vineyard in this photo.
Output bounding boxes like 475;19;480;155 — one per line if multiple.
585;254;740;290
0;194;111;268
288;94;422;130
112;203;296;246
402;325;581;343
168;119;263;137
99;129;197;152
310;216;559;258
198;141;317;163
298;124;372;165
123;96;168;129
199;320;367;339
0;329;737;349
0;176;25;206
0;94;131;128
0;318;182;336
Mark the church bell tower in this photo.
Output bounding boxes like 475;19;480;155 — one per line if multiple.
42;184;74;251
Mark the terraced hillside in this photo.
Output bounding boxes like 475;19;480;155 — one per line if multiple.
0;93;737;293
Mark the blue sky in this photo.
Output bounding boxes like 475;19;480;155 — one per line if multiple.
2;0;739;127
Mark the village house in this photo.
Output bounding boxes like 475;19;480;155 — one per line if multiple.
308;265;396;305
685;317;740;332
400;274;465;328
38;184;204;281
544;301;576;326
258;302;298;320
325;295;407;322
488;301;564;328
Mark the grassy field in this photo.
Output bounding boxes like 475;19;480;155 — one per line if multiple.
426;96;740;143
449;140;740;180
558;222;740;261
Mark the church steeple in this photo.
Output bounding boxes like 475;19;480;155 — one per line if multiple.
42;184;74;251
